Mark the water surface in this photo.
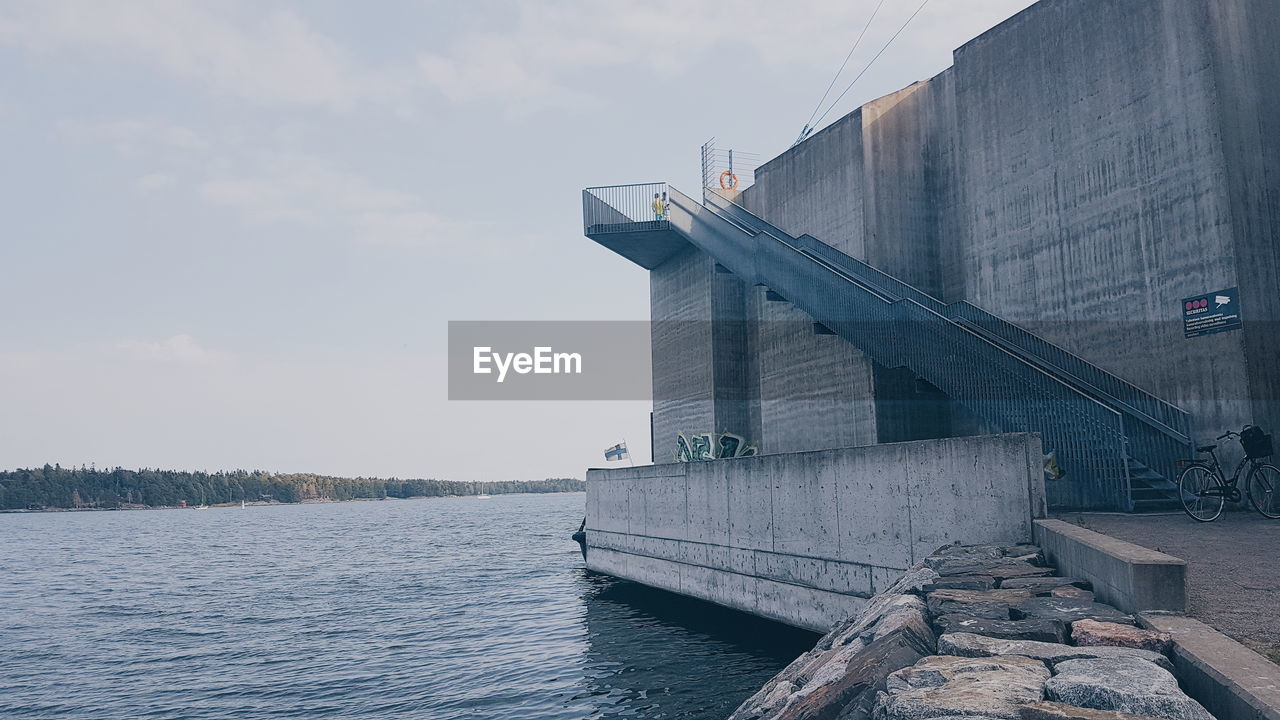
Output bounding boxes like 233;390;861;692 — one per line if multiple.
0;493;815;719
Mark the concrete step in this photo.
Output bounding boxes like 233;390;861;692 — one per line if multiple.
1131;498;1183;513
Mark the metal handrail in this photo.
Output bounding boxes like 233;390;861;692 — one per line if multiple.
665;186;1134;509
580;182;1199;509
674;188;1122;420
583;183;670;233
702;190;1192;444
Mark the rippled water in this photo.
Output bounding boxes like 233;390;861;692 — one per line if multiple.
0;493;815;719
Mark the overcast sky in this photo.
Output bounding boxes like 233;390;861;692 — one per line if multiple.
0;0;1037;481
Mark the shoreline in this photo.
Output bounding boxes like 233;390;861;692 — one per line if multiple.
0;490;586;514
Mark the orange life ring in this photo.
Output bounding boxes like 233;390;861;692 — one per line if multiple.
719;171;739;190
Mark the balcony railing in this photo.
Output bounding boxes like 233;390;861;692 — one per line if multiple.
583;183;670;235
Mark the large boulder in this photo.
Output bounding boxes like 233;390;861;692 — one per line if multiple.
774;622;935;720
731;592;937;720
817;564;938;652
1070;620;1172;655
1019;701;1173;719
824;595;931;651
875;655;1050;719
926;589;1031;620
932;614;1068;644
1045;658;1215;720
1010;597;1135;626
937;633;1173;672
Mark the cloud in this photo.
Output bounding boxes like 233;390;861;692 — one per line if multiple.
0;0;409;109
59;119;209;157
197;155;485;251
134;172;176;194
116;334;227;366
415;0;1039;111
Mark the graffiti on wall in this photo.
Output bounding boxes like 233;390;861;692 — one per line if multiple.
676;432;759;462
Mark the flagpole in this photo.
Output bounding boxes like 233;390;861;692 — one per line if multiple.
623;438;635;466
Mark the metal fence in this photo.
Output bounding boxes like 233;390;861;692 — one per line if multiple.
583;183;669;235
685;186;1135;510
701;138;759;191
580;183;1198;509
702;190;1194;504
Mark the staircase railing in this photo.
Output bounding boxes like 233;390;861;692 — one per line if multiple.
663;186;1133;510
702;192;1190;436
701;191;1194;495
582;183;1195;510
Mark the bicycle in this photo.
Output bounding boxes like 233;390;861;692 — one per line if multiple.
1178;426;1280;522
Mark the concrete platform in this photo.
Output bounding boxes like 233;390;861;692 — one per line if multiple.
1033;518;1187;613
1058;512;1280;665
1141;613;1280;720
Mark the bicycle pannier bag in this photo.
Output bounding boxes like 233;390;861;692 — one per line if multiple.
1242;426;1274;459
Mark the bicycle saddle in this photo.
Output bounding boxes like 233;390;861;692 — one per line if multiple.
1198;444;1218;453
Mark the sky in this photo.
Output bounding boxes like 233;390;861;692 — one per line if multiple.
0;0;1038;482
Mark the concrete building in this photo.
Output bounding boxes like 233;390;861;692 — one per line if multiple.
579;0;1278;626
589;0;1278;511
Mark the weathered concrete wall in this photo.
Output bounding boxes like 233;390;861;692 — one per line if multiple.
749;289;878;454
585;433;1046;632
950;0;1252;441
1205;0;1280;440
649;246;754;461
720;0;1277;452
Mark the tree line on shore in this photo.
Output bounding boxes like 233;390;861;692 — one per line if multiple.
0;465;585;510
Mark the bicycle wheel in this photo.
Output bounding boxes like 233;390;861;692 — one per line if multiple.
1246;463;1280;519
1179;464;1225;522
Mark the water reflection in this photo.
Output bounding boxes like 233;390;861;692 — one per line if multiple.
572;570;818;719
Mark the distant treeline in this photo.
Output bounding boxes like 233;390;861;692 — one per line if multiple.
0;465;584;511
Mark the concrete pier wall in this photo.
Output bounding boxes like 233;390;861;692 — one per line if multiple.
585;433;1046;632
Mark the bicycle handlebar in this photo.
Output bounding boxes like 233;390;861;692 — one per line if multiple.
1218;431;1237;440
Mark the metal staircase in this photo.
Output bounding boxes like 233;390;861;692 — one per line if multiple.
583;183;1194;511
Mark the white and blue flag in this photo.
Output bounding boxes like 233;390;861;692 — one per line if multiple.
604;442;630;462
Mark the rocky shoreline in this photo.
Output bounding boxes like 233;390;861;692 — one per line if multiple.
730;542;1212;720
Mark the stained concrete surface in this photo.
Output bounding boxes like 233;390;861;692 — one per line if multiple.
1058;512;1280;665
586;433;1045;632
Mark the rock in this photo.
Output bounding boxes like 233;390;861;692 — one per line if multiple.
866;605;936;646
937;633;1173;672
926;589;1031;620
732;592;936;719
930;543;1042;560
930;544;1007;561
1071;620;1172;655
876;654;1050;719
1045;658;1214;720
774;623;935;720
923;575;997;592
824;595;929;651
1001;577;1092;594
933;560;1056;581
1050;586;1095;602
1010;598;1135;625
1019;701;1170;719
932;614;1068;644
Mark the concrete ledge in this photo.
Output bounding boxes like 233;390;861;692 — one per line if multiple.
1033;519;1186;613
587;434;1046;631
589;546;868;633
1140;613;1280;720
